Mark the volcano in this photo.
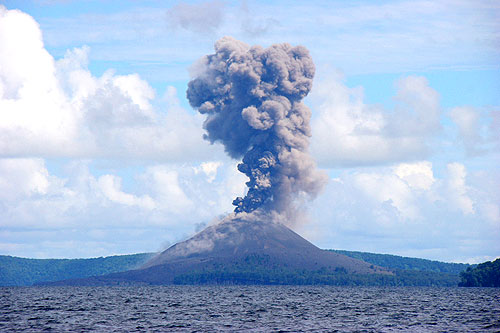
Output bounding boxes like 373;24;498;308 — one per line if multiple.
42;218;391;286
143;218;385;274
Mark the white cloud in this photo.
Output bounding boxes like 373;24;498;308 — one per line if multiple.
0;158;79;227
393;161;435;191
479;203;500;226
0;156;497;262
391;76;440;135
0;157;246;229
0;7;52;97
0;159;52;201
346;161;477;221
311;73;440;167
0;6;220;162
304;160;500;262
445;162;474;215
449;106;500;156
348;161;437;221
352;167;422;221
97;174;156;210
193;161;222;183
58;48;216;161
449;106;483;155
112;73;155;113
0;7;78;156
139;166;192;213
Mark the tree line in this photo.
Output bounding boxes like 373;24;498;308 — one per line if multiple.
459;258;500;287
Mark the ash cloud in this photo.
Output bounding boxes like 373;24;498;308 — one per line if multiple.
187;37;327;219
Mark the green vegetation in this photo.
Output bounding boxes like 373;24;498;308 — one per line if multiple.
173;269;460;286
330;250;470;274
0;253;154;286
173;254;460;286
0;250;475;287
459;258;500;287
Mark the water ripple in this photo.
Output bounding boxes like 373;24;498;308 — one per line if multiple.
0;286;498;332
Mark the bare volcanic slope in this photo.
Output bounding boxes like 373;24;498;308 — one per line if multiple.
143;218;385;274
41;219;390;286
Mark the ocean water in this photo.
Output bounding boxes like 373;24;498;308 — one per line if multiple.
1;286;499;332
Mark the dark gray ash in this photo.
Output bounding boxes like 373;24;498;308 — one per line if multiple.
187;37;326;218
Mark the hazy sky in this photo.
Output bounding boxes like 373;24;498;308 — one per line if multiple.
1;0;498;263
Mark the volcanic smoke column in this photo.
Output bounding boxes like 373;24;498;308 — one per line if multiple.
187;37;326;216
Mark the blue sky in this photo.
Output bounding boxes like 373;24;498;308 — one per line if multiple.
0;0;498;263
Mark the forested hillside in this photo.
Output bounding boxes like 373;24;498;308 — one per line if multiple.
0;253;154;286
0;250;473;287
331;250;470;274
459;258;500;287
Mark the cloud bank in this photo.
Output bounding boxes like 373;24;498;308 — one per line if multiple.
303;160;500;263
311;73;441;167
0;6;216;161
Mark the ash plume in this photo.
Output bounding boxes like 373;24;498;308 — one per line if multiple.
187;37;326;219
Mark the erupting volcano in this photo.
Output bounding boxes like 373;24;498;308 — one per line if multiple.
43;38;392;286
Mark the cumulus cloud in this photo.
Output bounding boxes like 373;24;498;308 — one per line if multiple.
0;6;218;161
353;172;419;220
166;0;225;34
0;157;246;230
0;158;77;227
0;6;77;156
393;161;435;191
302;160;500;262
445;162;474;215
139;166;193;214
311;73;441;167
1;156;497;262
0;159;53;201
58;48;214;161
0;7;246;257
348;162;436;221
348;161;482;222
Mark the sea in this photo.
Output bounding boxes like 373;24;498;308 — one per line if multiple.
1;286;499;332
